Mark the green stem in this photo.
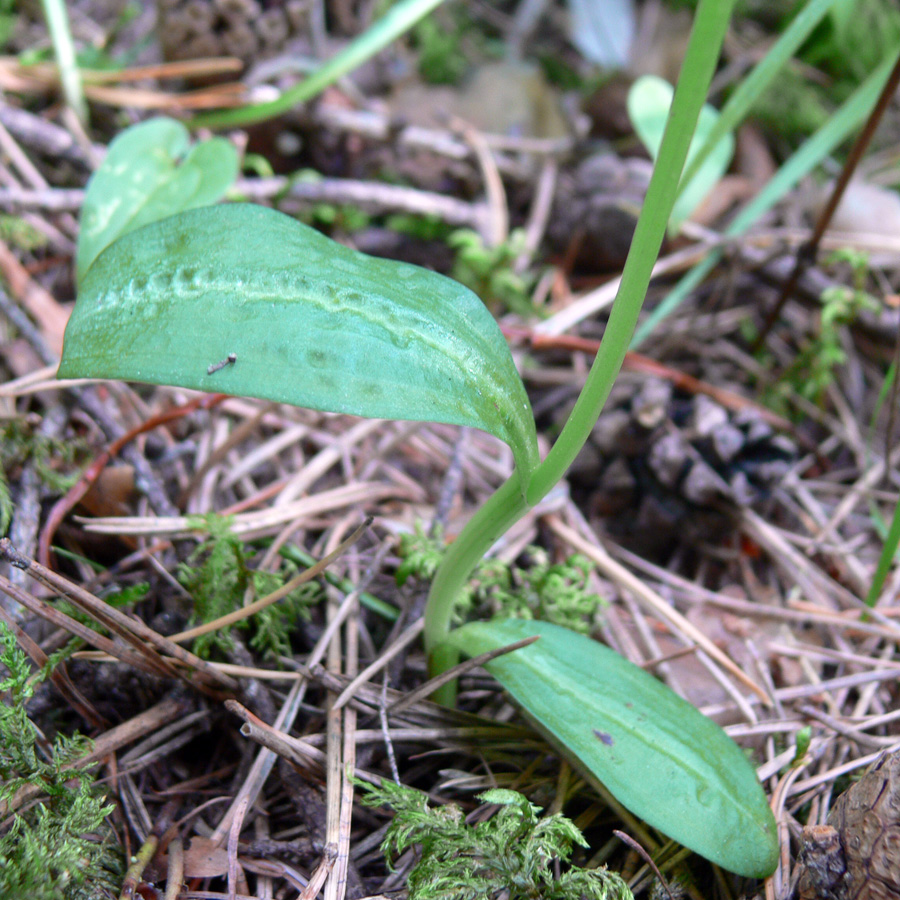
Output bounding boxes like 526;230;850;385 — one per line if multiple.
423;0;736;682
423;474;527;650
192;0;449;129
41;0;87;124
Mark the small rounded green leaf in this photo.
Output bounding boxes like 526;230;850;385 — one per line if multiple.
60;204;539;480
627;75;734;235
76;118;238;284
444;618;778;878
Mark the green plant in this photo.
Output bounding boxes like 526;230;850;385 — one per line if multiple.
58;0;780;877
0;624;121;899
450;229;539;316
178;514;323;659
772;249;878;407
359;780;632;900
0;420;82;535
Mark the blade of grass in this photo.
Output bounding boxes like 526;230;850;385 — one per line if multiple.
192;0;448;129
678;0;839;195
866;498;900;607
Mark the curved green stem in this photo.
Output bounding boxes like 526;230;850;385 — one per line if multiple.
423;0;736;686
424;475;526;705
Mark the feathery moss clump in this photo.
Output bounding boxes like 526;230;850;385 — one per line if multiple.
0;624;121;899
360;779;632;900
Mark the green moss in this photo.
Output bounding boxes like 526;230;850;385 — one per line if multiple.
397;524;605;633
359;780;632;900
178;513;324;659
0;420;83;535
0;624;122;899
449;229;541;317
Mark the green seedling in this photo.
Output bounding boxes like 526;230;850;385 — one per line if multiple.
58;0;778;878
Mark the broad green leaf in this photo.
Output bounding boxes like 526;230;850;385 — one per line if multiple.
76;118;238;284
628;75;734;234
60;204;540;481
445;619;778;878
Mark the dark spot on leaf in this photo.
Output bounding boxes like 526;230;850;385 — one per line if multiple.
593;729;614;746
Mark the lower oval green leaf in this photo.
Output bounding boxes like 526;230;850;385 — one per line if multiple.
445;618;777;878
60;204;539;481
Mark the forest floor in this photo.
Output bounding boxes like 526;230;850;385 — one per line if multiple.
2;2;900;899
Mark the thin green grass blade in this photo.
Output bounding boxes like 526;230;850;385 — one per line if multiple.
40;0;86;123
866;494;900;606
192;0;448;128
445;619;778;877
679;0;841;193
60;204;539;481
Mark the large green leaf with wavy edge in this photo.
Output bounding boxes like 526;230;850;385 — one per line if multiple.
60;204;540;481
445;619;777;878
76;118;238;284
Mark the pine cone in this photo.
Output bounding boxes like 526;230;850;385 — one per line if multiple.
156;0;306;63
563;377;796;556
794;751;900;900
